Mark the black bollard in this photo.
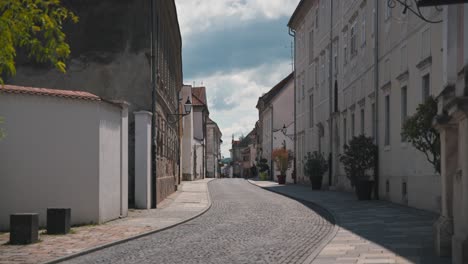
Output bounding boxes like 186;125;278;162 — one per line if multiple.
9;213;39;245
47;208;71;235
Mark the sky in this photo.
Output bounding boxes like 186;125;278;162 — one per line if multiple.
175;0;300;158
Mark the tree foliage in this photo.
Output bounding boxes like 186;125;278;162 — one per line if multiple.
339;135;377;187
401;97;441;173
0;0;78;83
304;151;328;180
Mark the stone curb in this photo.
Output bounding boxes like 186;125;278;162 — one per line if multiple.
43;179;215;264
246;180;341;264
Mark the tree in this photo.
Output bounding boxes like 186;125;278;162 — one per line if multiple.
401;97;441;173
0;0;78;84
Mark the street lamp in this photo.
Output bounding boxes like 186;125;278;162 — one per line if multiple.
167;97;192;124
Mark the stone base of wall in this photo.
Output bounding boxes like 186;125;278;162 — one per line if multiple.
156;176;176;205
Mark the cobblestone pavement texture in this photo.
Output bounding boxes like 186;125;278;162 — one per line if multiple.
63;179;335;264
251;180;452;264
0;179;211;264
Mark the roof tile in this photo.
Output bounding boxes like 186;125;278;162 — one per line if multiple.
0;85;101;101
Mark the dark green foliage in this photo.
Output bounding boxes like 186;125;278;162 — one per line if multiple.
339;135;377;187
258;158;269;173
401;97;440;173
304;151;328;182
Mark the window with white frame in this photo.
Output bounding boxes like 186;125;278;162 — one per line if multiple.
309;30;314;65
385;3;391;20
421;28;431;59
315;8;319;29
371;8;375;36
385;95;390;146
351;23;357;56
334;40;338;74
344;30;348;65
361;15;366;46
343;117;347;144
422;74;430;102
360;108;365;135
384;58;391;83
371;103;376;140
314;63;318;87
400;45;407;72
302;74;305;98
401;86;408;142
321;54;325;84
309;94;314;128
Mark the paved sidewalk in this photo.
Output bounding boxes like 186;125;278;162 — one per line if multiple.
0;179;212;264
250;180;451;264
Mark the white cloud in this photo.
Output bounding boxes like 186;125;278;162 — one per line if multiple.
175;0;300;39
186;60;292;157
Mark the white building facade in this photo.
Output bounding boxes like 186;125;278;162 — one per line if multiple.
289;0;443;212
206;118;222;178
256;73;295;183
433;3;468;263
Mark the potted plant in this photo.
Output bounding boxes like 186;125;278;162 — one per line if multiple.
258;158;269;181
339;135;377;200
304;151;328;190
272;147;292;184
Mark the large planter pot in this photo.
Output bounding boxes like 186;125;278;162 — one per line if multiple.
277;175;286;185
355;180;373;200
310;175;323;190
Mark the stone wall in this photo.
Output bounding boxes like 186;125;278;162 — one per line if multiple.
9;0;182;207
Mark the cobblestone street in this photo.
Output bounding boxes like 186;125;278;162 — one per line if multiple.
64;179;335;264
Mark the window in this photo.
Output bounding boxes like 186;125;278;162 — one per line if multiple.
361;16;366;46
384;58;391;83
314;63;318;87
360;108;365;135
320;54;325;84
343;117;347;144
343;31;348;65
301;74;305;98
385;95;390;146
422;74;430;101
333;40;338;74
309;30;314;65
400;45;407;72
351;24;357;56
351;112;355;137
315;9;319;29
371;103;376;140
371;8;375;36
421;28;431;58
401;86;408;142
385;3;391;20
309;95;314;128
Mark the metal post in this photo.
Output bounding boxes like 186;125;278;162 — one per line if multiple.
150;0;158;208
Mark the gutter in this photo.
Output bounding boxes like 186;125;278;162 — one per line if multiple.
373;0;380;200
288;27;297;184
328;0;334;187
270;105;274;181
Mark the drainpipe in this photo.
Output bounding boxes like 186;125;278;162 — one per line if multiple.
270;105;274;181
373;0;380;200
288;28;296;184
328;0;334;187
150;0;158;208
